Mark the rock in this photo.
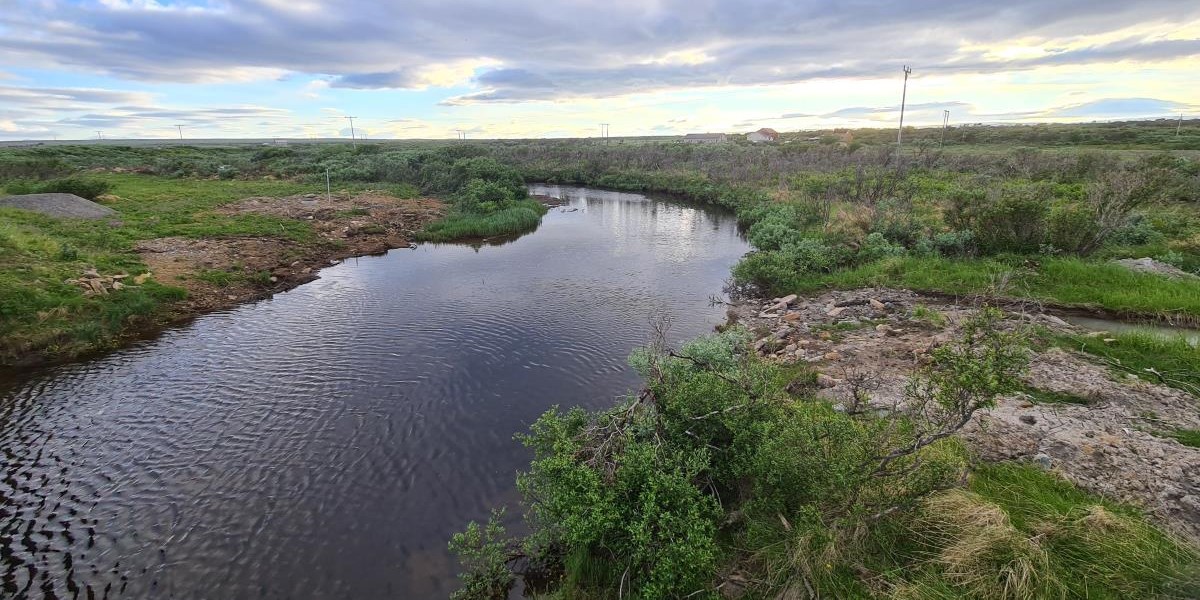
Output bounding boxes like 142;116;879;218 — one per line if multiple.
777;294;798;305
869;298;886;310
783;312;802;322
826;306;846;317
1019;415;1037;425
133;272;152;284
1043;314;1069;327
771;301;789;312
875;324;898;336
1033;453;1053;470
83;268;100;278
268;276;278;283
822;351;841;362
816;373;839;388
227;295;238;301
0;193;118;219
111;281;125;290
1113;257;1197;279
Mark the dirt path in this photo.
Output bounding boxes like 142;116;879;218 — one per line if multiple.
136;191;443;314
731;288;1200;544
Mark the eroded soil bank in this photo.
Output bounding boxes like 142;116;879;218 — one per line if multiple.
731;288;1200;544
135;191;444;313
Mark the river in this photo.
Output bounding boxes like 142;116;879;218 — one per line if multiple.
0;185;750;598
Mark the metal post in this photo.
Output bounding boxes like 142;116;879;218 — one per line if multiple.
896;65;912;166
326;167;331;202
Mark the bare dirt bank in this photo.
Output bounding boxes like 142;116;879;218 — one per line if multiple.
731;288;1200;544
130;191;443;315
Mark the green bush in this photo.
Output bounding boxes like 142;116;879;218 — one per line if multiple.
972;187;1050;254
453;314;1043;598
4;177;112;200
1048;203;1101;254
456;178;517;214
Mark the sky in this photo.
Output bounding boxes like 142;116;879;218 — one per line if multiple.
0;0;1198;140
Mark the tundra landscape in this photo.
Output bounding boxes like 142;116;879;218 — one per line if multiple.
1;1;1199;598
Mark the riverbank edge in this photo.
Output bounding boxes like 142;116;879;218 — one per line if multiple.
2;192;580;369
526;177;1200;328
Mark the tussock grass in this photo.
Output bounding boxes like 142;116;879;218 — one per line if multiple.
919;489;1053;598
416;199;546;242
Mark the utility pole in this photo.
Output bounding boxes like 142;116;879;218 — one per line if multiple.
344;116;357;148
940;109;950;147
895;65;912;166
1179;113;1185;137
96;131;103;140
455;129;466;140
175;124;184;140
600;123;610;144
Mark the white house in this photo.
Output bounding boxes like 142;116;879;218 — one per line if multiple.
747;128;780;143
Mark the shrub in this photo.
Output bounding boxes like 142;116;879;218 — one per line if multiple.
4;177;112;200
932;229;976;256
1047;203;1100;255
859;232;907;262
457;178;516;214
972;186;1050;254
454;315;1035;598
746;216;804;251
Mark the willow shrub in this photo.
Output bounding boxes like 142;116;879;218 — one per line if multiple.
451;311;1032;599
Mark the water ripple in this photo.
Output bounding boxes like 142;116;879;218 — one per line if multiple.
0;186;749;598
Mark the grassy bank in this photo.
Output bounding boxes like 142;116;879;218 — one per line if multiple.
1048;328;1200;395
0;174;320;363
416;198;547;242
799;255;1200;322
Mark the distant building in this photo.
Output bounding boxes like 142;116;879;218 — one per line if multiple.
746;128;779;143
682;133;728;144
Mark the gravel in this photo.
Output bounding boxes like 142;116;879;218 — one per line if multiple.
0;193;116;219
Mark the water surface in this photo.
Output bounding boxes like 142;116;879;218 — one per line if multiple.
0;185;749;598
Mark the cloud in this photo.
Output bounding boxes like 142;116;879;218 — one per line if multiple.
0;0;1196;102
1041;97;1192;118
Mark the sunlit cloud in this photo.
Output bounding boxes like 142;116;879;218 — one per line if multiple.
0;0;1197;139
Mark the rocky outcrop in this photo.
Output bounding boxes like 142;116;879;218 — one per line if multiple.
733;288;1200;544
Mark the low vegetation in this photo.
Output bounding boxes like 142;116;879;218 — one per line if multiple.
1048;329;1200;396
449;312;1198;598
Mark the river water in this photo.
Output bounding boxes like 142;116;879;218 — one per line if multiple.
0;185;750;599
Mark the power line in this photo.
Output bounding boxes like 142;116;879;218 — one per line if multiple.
895;65;912;167
344;116;358;148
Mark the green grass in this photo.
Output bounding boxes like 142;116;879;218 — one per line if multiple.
1165;429;1200;448
1024;386;1093;405
416;199;547;242
808;255;1200;323
953;462;1199;599
0;173;321;364
1050;330;1200;396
